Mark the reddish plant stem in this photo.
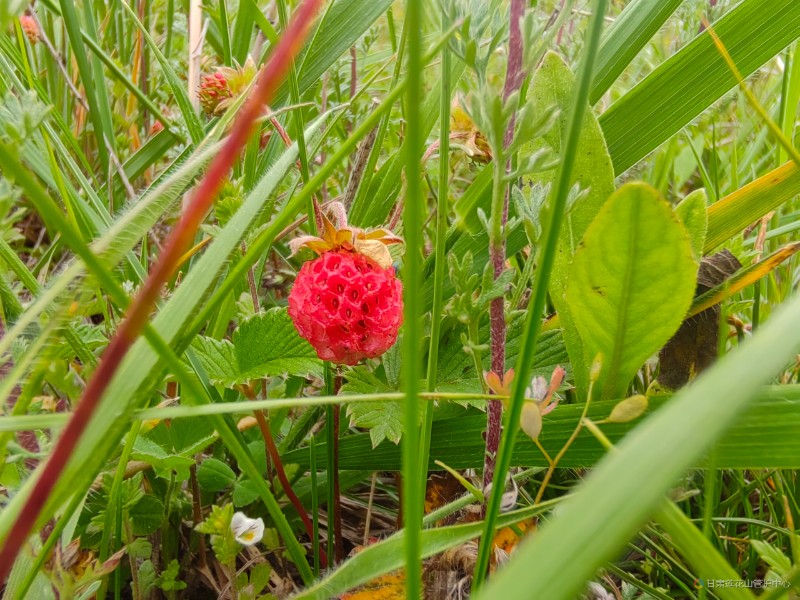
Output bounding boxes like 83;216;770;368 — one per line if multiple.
0;0;324;581
331;375;344;564
484;0;527;491
253;409;328;569
189;464;208;568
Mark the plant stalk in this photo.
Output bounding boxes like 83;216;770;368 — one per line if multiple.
485;0;527;491
419;2;452;503
472;0;609;588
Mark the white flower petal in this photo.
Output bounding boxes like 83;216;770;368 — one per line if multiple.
231;512;265;546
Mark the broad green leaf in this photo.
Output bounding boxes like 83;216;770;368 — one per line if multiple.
232;479;262;507
590;0;684;104
475;262;800;600
191;308;322;386
600;0;800;174
167;418;216;456
526;51;615;399
675;188;708;260
566;182;697;400
196;458;237;493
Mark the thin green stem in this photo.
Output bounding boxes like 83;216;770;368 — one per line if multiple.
420;5;452;499
402;0;424;595
0;390;550;433
309;433;320;577
98;422;142;600
471;0;609;589
324;364;337;566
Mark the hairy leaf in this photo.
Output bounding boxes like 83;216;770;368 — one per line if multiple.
343;369;403;447
191;308;322;385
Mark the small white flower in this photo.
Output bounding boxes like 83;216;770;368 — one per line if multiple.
526;376;548;401
231;512;264;546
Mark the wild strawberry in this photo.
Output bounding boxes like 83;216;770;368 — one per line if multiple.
19;15;39;45
199;72;232;116
288;201;403;366
199;57;257;116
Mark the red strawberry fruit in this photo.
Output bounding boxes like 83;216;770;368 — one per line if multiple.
198;71;232;116
19;15;39;44
288;201;403;366
199;58;257;116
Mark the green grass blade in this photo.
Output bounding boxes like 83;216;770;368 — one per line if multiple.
118;0;205;144
591;0;684;104
600;0;800;174
402;0;425;594
420;4;452;501
705;161;800;252
56;0;110;169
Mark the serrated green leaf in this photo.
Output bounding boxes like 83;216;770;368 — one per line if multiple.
750;539;792;576
129;495;165;536
191;308;323;386
167;418;216;456
525;51;615;399
342;369;403;447
675;189;708;261
196;458;237;493
131;436;195;479
566;182;697;400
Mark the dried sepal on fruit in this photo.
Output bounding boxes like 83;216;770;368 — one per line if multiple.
288;200;404;365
